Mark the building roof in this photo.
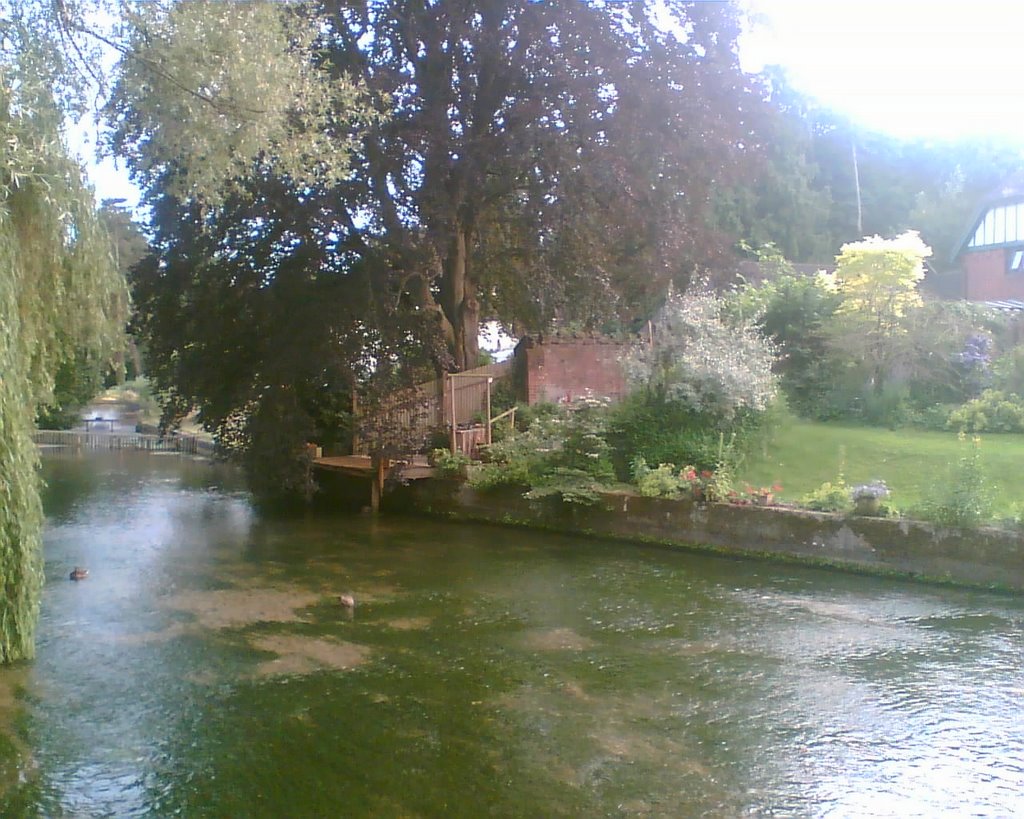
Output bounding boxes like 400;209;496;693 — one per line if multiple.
952;171;1024;262
980;298;1024;312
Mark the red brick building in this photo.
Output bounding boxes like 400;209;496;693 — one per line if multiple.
955;174;1024;303
513;334;631;405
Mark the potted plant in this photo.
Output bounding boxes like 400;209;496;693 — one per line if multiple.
851;480;889;516
745;483;782;506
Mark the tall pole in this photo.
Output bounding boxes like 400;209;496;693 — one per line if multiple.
852;139;863;237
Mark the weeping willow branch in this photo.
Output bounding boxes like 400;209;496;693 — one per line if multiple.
0;48;128;663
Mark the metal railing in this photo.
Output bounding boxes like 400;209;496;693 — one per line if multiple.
33;429;214;456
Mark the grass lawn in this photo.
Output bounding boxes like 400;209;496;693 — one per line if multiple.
737;417;1024;520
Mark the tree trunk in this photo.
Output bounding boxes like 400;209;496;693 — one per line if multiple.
442;225;479;370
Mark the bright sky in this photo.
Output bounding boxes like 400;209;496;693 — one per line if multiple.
741;0;1024;142
77;0;1024;207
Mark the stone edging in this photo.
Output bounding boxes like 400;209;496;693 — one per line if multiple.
391;481;1024;593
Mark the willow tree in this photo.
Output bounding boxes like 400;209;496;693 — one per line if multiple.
103;1;389;496
0;32;128;662
106;0;374;206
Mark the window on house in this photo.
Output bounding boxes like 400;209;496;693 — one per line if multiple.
1009;249;1024;272
969;203;1024;248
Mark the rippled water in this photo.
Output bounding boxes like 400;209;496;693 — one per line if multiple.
0;451;1022;817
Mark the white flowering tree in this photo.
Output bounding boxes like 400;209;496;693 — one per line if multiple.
623;289;777;418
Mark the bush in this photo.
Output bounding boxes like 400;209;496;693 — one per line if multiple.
631;457;684;498
729;272;843;418
607;395;721;479
947;390;1024;433
905;403;957;432
429;448;471;477
992;344;1024;396
913;434;993;528
801;479;853;513
607;394;771;481
469;397;613;503
622;287;777;417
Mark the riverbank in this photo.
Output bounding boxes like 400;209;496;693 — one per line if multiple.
392;480;1024;593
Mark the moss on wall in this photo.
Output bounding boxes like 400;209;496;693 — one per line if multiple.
388;481;1024;593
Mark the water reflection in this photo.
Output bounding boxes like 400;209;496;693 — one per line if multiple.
0;451;1020;816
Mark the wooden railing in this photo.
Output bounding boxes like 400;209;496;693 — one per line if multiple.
33;429;214;456
354;360;512;456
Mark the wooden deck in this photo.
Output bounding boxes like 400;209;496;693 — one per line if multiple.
313;454;436;480
313;454;436;512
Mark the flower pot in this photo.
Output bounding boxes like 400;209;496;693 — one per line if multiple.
854;496;881;516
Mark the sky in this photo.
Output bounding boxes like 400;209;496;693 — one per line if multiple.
77;0;1024;206
740;0;1024;142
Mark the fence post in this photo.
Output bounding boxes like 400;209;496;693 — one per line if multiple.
485;376;493;446
448;373;457;454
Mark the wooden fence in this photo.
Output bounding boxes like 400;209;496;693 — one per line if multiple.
33;429;214;456
354;360;512;455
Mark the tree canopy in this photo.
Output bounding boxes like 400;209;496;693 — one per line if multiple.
824;231;931;396
321;0;759;368
107;0;374;205
117;0;763;495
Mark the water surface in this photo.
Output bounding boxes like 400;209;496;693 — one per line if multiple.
1;451;1022;817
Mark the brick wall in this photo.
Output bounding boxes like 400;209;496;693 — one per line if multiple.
963;248;1024;301
514;336;631;405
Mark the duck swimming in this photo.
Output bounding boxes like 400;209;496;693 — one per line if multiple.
69;567;89;581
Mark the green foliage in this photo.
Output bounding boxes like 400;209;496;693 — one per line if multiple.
324;1;758;368
607;393;769;481
905;403;958;432
735;269;995;427
799;446;853;512
947;390;1024;434
489;379;518;418
913;435;993;529
523;469;604;506
469;399;613;504
823;232;930;401
0;40;128;662
730;271;842;417
992;345;1024;396
108;1;374;206
430;448;471;478
35;350;106;429
801;479;853;514
631;457;685;499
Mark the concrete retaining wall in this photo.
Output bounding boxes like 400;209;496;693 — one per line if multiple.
391;481;1024;593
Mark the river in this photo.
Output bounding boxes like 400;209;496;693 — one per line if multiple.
0;451;1021;817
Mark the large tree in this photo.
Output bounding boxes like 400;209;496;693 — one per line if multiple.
111;0;760;494
825;231;931;395
131;171;445;499
322;0;759;368
0;10;128;662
